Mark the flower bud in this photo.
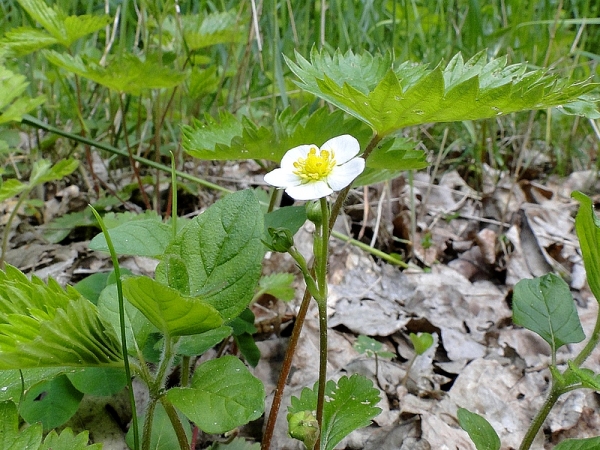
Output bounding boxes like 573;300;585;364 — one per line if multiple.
305;200;323;226
266;227;294;253
288;410;319;448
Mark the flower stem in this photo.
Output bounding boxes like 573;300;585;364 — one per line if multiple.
518;383;560;450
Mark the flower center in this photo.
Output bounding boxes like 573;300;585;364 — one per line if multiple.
293;147;336;182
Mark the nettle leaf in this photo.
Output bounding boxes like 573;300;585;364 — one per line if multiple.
40;428;102;450
572;192;600;303
156;190;264;321
554;436;600;450
366;136;428;171
0;64;45;124
0;401;42;450
0;265;123;369
166;355;265;434
43;51;187;95
122;276;223;337
287;48;599;136
182;106;369;162
90;219;172;257
457;408;501;450
288;374;381;450
512;273;585;354
182;11;245;50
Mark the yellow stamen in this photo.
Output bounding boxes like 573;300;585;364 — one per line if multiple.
293;147;336;182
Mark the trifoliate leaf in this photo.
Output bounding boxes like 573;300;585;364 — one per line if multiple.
182;106;370;162
43;51;188;95
457;408;501;450
166;356;265;434
40;428;102;450
0;64;45;124
513;273;585;355
288;374;381;450
0;265;123;369
287;48;599;136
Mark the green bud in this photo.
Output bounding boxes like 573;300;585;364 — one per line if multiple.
305;201;323;225
266;227;294;252
288;410;319;448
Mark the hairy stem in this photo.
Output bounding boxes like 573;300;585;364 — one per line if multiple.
160;396;190;450
518;383;560;450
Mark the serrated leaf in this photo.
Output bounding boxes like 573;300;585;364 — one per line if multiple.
0;401;43;450
0;178;27;202
287;48;599;136
40;428;102;450
43;51;187;95
258;273;295;301
156;190;264;321
288;374;381;450
166;355;265;434
43;209;96;244
512;273;585;354
366;136;428;171
89;218;172;257
182;11;245;50
0;27;59;56
29;158;78;186
122;276;223;337
0;65;45;124
554;436;600;450
457;408;501;450
409;332;434;355
572;192;600;303
19;374;83;431
182;106;369;162
0;265;123;369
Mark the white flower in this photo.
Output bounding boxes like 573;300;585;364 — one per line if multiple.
264;134;365;201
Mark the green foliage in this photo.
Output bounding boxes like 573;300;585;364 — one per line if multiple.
365;136;428;171
457;407;501;450
0;265;123;369
572;192;600;303
43;51;188;95
288;374;381;450
166;356;265;434
176;326;232;357
40;428;102;450
122;276;223;337
287;49;599;136
182;106;369;163
0;401;42;449
156;189;264;321
206;438;260;450
0;64;45;124
258;273;295;302
354;335;395;359
409;332;434;355
19;375;83;431
512;273;585;355
181;11;245;50
554;436;600;450
126;402;191;450
67;367;127;396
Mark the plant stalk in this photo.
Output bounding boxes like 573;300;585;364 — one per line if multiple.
518;383;560;450
160;396;191;450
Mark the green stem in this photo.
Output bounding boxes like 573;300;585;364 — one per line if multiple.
573;304;600;366
90;206;139;450
0;188;31;269
141;399;158;450
518;383;560;450
160;396;190;450
330;230;407;267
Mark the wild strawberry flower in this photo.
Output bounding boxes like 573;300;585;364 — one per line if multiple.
264;134;365;201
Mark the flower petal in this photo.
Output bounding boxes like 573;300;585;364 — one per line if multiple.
264;168;302;188
326;157;365;191
286;181;333;200
280;144;315;170
321;135;360;164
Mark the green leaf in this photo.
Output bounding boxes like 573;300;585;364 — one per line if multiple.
354;335;395;359
409;332;434;355
258;273;295;301
0;401;43;450
287;49;599;136
40;428;102;450
122;276;223;337
554;436;600;450
366;136;428;171
0;64;45;124
457;408;501;450
43;51;188;95
19;375;83;431
166;355;265;434
182;11;245;50
0;27;59;56
0;368;72;402
206;437;260;450
512;273;585;354
43;209;96;244
29;158;78;186
0;265;123;369
177;326;232;357
182;106;369;162
564;361;600;391
288;374;381;450
572;192;600;303
67;367;127;396
89;219;173;257
126;401;191;450
234;332;261;368
156;190;264;321
0;179;27;202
